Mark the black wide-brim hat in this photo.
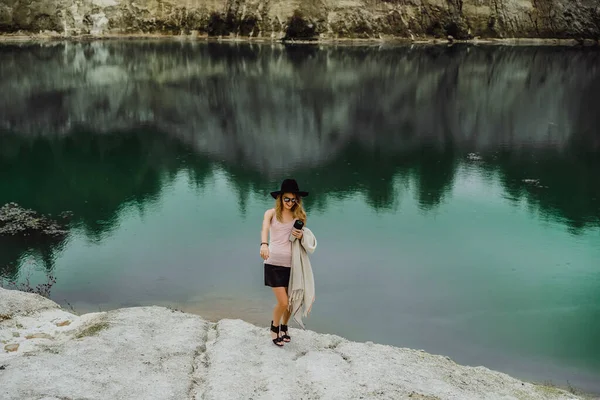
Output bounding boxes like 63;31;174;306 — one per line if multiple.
270;179;309;199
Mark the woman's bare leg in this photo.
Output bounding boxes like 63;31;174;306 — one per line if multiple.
271;287;288;341
282;288;291;325
279;289;292;342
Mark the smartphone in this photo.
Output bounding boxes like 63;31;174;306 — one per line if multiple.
289;220;304;242
293;220;304;230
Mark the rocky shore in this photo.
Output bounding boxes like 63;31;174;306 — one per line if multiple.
0;0;599;42
0;287;585;399
0;203;69;238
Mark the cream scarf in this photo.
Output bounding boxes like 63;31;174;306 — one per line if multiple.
288;227;317;329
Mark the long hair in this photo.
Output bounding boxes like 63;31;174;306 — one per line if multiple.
275;194;307;225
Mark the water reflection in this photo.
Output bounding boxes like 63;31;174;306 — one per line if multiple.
0;235;63;278
0;129;212;236
0;129;211;277
480;150;600;233
1;132;599;277
2;42;599;157
1;41;600;276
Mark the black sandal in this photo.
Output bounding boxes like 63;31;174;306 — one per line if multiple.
280;324;291;342
271;321;283;346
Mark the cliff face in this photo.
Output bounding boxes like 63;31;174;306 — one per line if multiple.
0;0;598;40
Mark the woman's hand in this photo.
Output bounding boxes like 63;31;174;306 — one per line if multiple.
291;228;304;240
260;244;269;260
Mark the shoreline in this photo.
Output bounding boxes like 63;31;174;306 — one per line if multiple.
0;287;594;399
42;297;600;398
1;32;599;47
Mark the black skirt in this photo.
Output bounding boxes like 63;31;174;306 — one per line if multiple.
264;264;291;288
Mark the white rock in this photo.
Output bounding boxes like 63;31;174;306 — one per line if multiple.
0;288;581;400
25;332;53;340
92;0;119;7
0;287;59;317
3;343;19;352
90;12;109;35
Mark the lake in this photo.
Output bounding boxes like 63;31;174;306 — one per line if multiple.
0;40;599;394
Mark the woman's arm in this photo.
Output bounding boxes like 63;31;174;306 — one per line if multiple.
260;209;274;260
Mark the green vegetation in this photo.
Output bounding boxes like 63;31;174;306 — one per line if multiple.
75;321;110;339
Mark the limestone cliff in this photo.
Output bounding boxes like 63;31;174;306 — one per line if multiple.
0;0;598;40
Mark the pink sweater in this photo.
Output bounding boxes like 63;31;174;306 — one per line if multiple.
265;216;295;267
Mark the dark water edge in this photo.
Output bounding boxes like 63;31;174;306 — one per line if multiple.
0;41;599;394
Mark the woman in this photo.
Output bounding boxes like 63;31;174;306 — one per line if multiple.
260;178;308;346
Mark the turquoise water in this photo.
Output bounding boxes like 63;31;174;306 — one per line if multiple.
0;41;599;393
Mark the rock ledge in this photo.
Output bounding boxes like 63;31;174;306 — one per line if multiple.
0;287;583;400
